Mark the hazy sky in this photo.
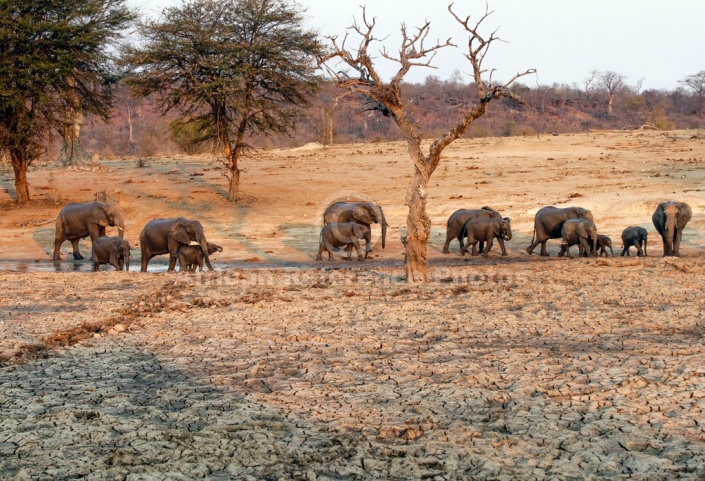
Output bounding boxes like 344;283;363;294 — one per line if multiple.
134;0;705;91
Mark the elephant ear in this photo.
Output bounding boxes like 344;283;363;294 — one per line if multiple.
89;206;110;227
352;206;375;224
577;222;589;238
169;222;192;245
491;220;501;237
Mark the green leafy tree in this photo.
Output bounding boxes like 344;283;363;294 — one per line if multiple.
0;0;135;204
124;0;322;201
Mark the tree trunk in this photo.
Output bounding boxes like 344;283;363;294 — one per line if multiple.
227;155;240;201
322;106;334;146
10;150;30;205
404;165;431;282
224;141;241;201
56;110;91;167
326;112;334;146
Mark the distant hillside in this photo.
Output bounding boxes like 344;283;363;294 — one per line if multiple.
74;79;703;160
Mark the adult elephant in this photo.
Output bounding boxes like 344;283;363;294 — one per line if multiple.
53;202;125;260
652;201;692;257
140;217;212;272
443;206;503;253
526;206;593;256
323;201;388;251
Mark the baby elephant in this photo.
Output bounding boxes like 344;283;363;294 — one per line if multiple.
459;216;512;257
558;219;598;258
595;234;614;257
316;222;371;261
92;236;131;271
621;226;648;257
177;242;223;272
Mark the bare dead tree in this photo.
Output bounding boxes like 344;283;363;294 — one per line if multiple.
599;71;626;115
584;69;600;95
321;90;354;146
320;4;535;282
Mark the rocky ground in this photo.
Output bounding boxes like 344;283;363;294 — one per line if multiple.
2;130;705;479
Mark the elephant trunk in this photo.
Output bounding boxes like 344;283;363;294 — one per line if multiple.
200;237;212;270
125;251;130;271
665;218;676;255
374;205;387;249
503;225;513;241
114;213;125;238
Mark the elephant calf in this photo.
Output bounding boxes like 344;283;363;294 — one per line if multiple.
316;222;371;261
558;219;598;258
595;234;614;257
459;216;512;257
177;242;223;272
92;236;131;272
621;226;648;257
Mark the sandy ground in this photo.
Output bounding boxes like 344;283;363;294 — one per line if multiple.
2;129;705;479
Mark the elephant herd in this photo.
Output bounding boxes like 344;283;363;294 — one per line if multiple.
442;201;691;259
53;202;220;272
52;199;693;272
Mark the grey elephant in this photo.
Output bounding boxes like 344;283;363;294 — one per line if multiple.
621;226;648;257
323;201;388;252
53;202;125;260
91;236;131;272
443;206;503;254
177;242;223;272
140;217;212;272
459;216;512;257
526;206;593;256
557;219;598;258
595;234;614;257
316;222;371;261
652;201;692;257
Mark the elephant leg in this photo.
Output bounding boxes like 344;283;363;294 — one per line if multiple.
478;241;485;254
609;246;614;257
53;238;64;261
483;238;494;257
71;239;84;260
579;237;591;257
92;261;100;272
636;242;643;257
442;236;452;254
539;241;549;257
558;245;566;258
168;255;178;272
109;254;120;271
353;239;363;261
322;239;335;260
525;236;542;255
459;244;468;256
316;242;324;261
141;253;152;272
